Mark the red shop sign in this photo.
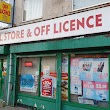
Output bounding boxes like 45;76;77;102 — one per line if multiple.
24;61;33;67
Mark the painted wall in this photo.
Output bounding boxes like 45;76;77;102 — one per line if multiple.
14;0;72;26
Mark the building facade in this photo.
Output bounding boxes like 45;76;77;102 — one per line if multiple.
0;0;110;110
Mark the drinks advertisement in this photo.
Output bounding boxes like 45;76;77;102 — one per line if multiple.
20;74;38;93
71;75;82;95
62;57;68;100
95;82;109;101
41;77;53;97
83;81;96;99
93;58;108;82
79;58;93;81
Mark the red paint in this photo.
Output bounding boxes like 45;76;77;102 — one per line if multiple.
24;61;33;67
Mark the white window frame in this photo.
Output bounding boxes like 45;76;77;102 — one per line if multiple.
22;0;43;22
72;0;110;11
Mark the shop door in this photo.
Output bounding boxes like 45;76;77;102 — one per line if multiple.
0;59;7;102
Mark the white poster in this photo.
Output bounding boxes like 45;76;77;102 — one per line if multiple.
71;75;82;95
71;58;80;76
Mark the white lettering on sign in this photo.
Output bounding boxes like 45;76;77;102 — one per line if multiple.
0;6;110;45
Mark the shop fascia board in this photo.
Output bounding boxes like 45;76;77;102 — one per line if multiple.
10;35;110;53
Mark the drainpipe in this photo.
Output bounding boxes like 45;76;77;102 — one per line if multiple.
7;0;15;105
7;54;12;105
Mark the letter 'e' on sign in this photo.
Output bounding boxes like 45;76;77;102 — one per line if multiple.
0;1;12;24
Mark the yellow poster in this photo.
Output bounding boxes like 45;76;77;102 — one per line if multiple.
0;2;12;23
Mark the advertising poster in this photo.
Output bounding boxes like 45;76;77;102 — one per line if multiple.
41;77;53;98
62;73;68;100
43;66;50;76
71;75;82;95
79;58;93;81
93;58;108;82
62;57;68;100
83;81;96;99
62;57;68;73
71;58;80;76
95;82;109;101
20;74;38;93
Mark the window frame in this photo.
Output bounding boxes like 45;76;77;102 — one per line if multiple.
22;0;43;22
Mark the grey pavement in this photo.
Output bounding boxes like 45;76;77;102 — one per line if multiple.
0;106;29;110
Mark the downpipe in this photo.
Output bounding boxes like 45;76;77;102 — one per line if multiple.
7;54;12;105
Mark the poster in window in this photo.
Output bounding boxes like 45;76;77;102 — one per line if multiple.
62;57;68;73
83;81;96;99
41;77;53;98
71;75;82;95
93;58;108;82
43;66;50;76
20;74;38;93
71;58;80;76
95;82;109;101
79;58;93;81
62;73;68;100
62;57;68;100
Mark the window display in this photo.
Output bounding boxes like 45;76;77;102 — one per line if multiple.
18;57;40;95
70;54;109;108
40;56;57;99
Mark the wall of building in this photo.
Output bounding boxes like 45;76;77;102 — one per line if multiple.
14;0;72;26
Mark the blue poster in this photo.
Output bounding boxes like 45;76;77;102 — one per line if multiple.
83;81;96;100
95;82;109;101
93;58;108;82
79;58;93;81
20;74;37;93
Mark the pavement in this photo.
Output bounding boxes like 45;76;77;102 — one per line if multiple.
0;106;28;110
0;106;29;110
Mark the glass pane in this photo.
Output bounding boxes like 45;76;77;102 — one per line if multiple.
18;57;40;95
23;0;42;21
73;0;110;10
70;54;109;108
61;55;68;101
40;56;57;99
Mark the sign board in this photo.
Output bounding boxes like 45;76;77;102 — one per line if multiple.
1;6;110;44
0;2;11;23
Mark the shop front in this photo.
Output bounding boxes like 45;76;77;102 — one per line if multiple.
9;35;110;110
0;5;110;110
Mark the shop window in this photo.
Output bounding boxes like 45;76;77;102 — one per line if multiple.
40;56;57;99
70;54;109;108
23;0;43;21
61;55;68;101
72;0;110;10
18;57;40;95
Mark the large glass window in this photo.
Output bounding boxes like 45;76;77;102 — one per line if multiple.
70;54;109;108
72;0;110;10
23;0;43;21
40;56;57;99
18;57;40;95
